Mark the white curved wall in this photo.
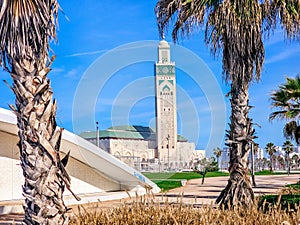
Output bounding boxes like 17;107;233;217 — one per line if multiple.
0;108;160;202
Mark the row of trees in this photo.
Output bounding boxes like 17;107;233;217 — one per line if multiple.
265;141;298;174
214;141;299;173
214;141;300;171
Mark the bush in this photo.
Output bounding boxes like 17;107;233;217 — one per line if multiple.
258;194;300;211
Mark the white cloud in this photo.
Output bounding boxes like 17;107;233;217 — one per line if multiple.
265;48;300;64
65;50;107;57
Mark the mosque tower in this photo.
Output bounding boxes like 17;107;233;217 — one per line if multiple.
155;40;177;169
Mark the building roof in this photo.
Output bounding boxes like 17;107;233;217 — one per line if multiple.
79;125;188;142
177;134;187;142
79;125;155;141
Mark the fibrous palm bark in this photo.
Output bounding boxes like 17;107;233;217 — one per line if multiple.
0;0;79;224
10;54;74;224
216;82;254;207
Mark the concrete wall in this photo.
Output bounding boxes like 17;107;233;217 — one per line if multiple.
0;108;160;202
0;128;116;201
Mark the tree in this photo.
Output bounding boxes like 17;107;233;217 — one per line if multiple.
213;147;222;170
155;0;300;208
194;157;217;184
282;140;294;175
265;142;277;172
291;154;299;169
270;76;300;144
0;1;79;224
262;157;269;171
277;155;285;170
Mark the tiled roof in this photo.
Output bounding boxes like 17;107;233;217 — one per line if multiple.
79;125;188;142
79;125;155;140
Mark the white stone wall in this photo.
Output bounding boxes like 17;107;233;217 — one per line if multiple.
86;136;198;171
0;130;113;201
178;142;196;166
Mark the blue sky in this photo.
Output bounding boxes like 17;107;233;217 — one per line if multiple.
0;0;300;156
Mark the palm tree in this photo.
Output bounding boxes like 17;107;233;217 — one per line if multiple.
270;76;300;144
292;154;299;169
282;140;294;175
0;1;79;223
277;155;285;170
213;147;222;170
265;142;277;172
155;0;300;207
262;157;269;170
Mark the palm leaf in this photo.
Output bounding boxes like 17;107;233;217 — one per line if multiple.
0;0;59;71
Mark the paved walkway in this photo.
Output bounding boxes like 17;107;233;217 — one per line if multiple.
0;174;299;224
155;174;299;205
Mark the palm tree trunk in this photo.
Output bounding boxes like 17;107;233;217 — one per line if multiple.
270;156;273;172
287;154;290;176
10;56;69;224
216;82;254;208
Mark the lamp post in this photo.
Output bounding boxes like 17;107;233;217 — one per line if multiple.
250;142;256;187
167;134;170;171
96;121;99;147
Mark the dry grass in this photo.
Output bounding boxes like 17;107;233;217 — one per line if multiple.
69;200;300;225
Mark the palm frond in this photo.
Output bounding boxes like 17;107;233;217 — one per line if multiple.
270;76;300;121
207;0;265;83
265;142;276;156
155;0;218;41
269;110;289;121
283;120;298;139
0;0;59;71
282;140;294;154
264;0;300;39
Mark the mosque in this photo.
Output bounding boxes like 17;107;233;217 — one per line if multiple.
80;40;204;171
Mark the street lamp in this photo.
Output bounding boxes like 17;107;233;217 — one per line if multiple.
96;121;99;147
167;134;170;171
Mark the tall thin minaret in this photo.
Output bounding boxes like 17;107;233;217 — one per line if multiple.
155;40;177;169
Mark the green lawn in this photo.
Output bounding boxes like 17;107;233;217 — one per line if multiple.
254;170;300;175
143;171;229;191
254;170;287;175
286;183;300;189
259;193;300;210
258;182;300;210
143;171;229;180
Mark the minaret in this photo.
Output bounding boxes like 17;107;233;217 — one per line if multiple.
155;40;177;170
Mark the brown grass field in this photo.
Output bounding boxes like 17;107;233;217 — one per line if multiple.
69;201;299;225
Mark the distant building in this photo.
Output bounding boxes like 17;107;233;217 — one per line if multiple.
219;146;264;172
220;147;230;171
256;147;264;159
